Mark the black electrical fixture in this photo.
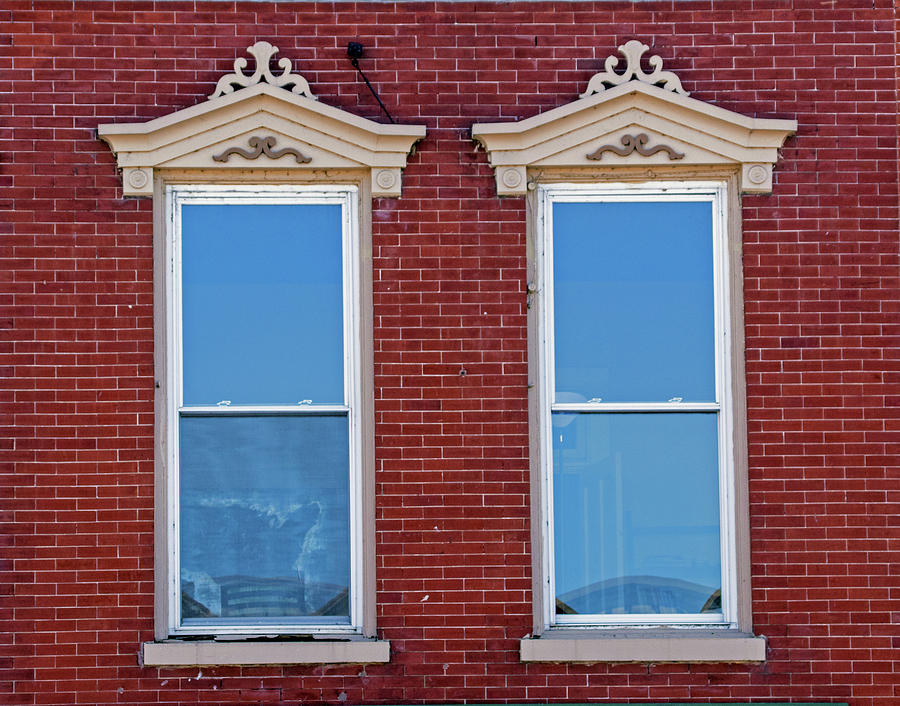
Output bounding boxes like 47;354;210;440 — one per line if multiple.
347;41;395;124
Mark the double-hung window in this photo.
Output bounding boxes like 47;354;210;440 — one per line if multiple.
536;181;736;629
472;41;793;660
167;184;362;636
98;39;424;663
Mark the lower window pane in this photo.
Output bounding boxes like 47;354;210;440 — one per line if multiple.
552;412;721;616
178;414;350;625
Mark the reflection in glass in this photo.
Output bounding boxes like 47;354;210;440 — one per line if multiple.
553;200;715;403
179;415;350;624
181;203;344;406
552;413;721;616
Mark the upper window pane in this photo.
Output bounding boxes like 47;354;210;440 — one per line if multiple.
552;200;715;403
181;203;344;406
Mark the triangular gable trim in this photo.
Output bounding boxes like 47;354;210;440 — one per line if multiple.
98;43;426;197
471;41;796;196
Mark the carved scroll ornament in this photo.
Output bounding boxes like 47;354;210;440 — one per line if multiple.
210;41;316;99
586;133;685;161
212;136;312;164
581;40;688;98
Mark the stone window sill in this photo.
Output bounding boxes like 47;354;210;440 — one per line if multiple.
141;638;390;666
520;629;765;663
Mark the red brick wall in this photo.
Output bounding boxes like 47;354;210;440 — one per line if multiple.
4;1;898;704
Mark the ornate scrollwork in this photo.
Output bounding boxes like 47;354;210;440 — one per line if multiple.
586;133;685;161
580;40;688;98
209;41;316;100
212;136;312;164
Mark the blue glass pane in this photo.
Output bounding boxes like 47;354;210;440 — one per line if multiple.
553;200;715;402
179;415;350;623
181;203;344;405
552;412;721;616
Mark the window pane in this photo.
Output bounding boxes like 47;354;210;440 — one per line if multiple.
181;203;344;405
552;412;721;616
553;200;715;403
179;414;350;624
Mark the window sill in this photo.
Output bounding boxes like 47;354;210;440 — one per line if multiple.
520;629;765;663
141;638;390;666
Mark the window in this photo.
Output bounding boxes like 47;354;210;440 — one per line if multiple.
98;41;424;663
536;182;734;629
518;179;767;662
167;184;362;636
472;39;793;661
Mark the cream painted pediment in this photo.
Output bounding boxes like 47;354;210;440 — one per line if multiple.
98;43;426;197
471;41;796;195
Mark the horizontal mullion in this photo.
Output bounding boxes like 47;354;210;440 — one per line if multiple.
179;405;349;415
551;402;720;413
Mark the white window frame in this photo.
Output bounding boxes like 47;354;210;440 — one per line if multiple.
535;180;737;630
165;183;363;637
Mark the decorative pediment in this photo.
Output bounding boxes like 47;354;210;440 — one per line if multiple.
471;41;796;196
98;42;426;197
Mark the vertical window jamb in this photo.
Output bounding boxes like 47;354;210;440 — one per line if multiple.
538;185;558;629
166;185;182;634
712;184;737;627
342;187;363;629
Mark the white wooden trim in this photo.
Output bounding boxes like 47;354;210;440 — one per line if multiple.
98;82;425;197
472;78;796;196
165;184;364;636
536;181;736;630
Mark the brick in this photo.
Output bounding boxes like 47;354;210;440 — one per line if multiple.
4;0;899;704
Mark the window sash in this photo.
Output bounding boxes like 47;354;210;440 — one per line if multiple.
165;185;363;635
536;182;737;628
